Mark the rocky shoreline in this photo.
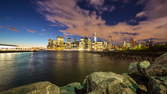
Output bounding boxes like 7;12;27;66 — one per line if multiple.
0;53;167;94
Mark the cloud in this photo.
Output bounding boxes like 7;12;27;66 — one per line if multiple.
27;29;37;33
102;6;116;12
37;0;105;27
0;26;5;28
0;26;19;32
62;32;73;37
132;17;167;41
37;0;167;42
113;32;139;36
87;0;104;6
138;0;167;19
8;27;19;32
136;11;146;18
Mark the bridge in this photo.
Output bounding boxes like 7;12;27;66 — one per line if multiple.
0;44;18;48
0;44;43;52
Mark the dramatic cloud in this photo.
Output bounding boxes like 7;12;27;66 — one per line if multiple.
137;0;167;19
37;0;167;42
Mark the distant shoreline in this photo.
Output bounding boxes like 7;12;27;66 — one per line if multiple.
0;50;166;56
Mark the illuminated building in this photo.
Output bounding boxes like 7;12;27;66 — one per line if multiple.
47;36;65;50
47;39;54;49
103;41;108;49
107;43;113;50
107;35;113;50
123;41;131;49
65;38;72;49
79;38;86;50
79;37;92;50
48;36;108;51
57;36;65;47
92;41;107;51
130;38;136;48
121;38;137;50
72;39;79;49
134;43;143;49
88;38;92;50
146;40;153;48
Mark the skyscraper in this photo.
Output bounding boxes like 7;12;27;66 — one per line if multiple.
47;36;65;50
94;32;97;42
66;38;72;49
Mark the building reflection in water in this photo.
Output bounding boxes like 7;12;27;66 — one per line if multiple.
0;53;17;91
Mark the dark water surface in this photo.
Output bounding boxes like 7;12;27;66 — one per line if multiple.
0;51;133;91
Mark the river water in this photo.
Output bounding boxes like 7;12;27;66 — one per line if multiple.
0;51;134;91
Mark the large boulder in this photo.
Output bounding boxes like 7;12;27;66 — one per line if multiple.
60;82;83;94
0;81;60;94
128;61;150;89
145;52;167;94
128;62;138;74
128;60;150;76
154;52;167;64
83;72;139;94
147;76;167;94
146;52;167;76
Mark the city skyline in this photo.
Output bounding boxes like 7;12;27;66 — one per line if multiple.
0;0;167;47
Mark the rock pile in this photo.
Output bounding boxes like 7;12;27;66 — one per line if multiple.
128;52;167;94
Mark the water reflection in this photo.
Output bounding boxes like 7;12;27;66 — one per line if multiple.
0;53;18;90
0;51;133;91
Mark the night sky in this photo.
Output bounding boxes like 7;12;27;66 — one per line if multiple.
0;0;167;47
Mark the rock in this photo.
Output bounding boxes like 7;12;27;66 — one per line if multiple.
146;52;167;76
138;61;150;69
129;61;150;76
128;60;151;87
154;52;167;64
60;82;83;94
137;85;147;93
128;53;167;94
88;88;136;94
83;72;139;94
128;62;138;74
148;76;167;94
142;53;167;94
0;81;60;94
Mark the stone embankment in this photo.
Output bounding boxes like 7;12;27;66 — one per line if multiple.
1;53;167;94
